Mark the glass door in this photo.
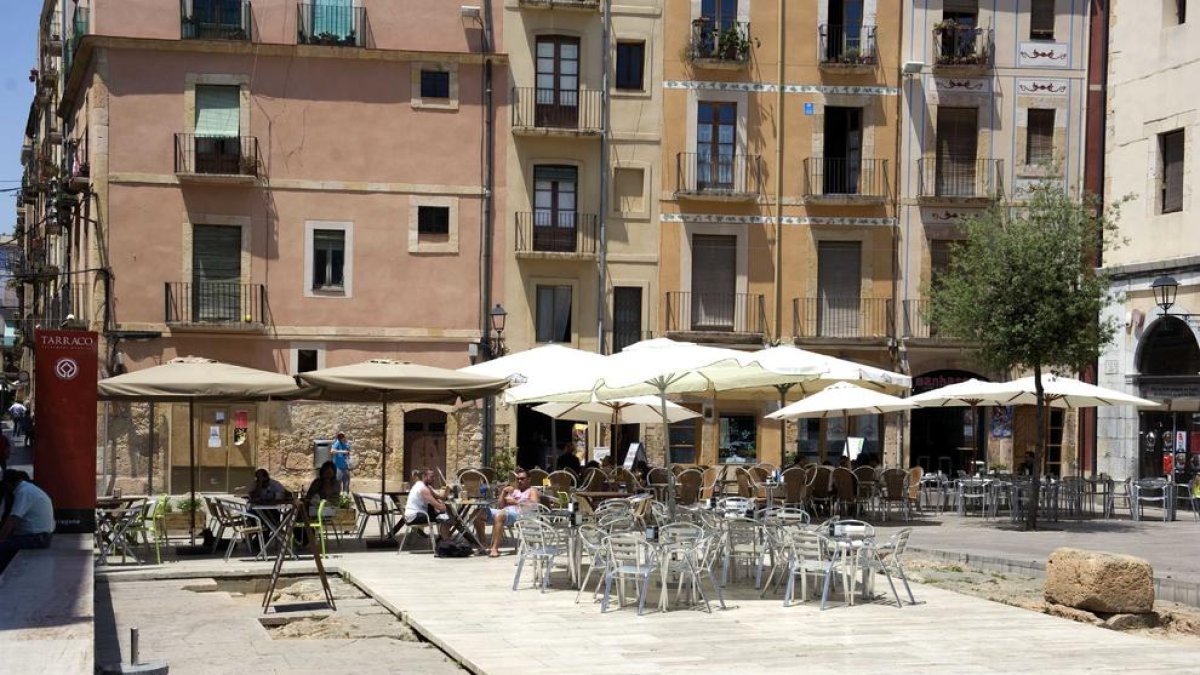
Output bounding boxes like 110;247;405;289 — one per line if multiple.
535;37;580;128
697;101;736;190
533;165;578;252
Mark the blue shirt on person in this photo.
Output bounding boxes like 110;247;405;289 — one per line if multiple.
331;438;350;471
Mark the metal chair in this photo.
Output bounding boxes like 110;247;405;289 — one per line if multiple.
1133;478;1171;522
600;533;658;615
512;517;568;592
720;516;769;589
1176;477;1200;521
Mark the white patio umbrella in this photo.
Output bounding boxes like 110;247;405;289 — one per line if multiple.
768;382;915;461
533;396;701;457
459;344;607;386
907;379;1017;472
990;375;1159;409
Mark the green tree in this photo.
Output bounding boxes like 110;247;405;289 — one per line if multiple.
929;182;1123;530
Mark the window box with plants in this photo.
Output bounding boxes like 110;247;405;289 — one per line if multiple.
301;30;358;47
162;497;207;532
933;20;990;67
332;493;357;531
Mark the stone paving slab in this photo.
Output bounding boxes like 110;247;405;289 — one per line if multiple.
0;535;92;674
339;550;1200;674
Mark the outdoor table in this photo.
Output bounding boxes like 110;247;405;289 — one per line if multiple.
96;501;146;566
97;495;146;510
575;491;635;513
819;525;876;610
249;502;298;560
1083;477;1114;518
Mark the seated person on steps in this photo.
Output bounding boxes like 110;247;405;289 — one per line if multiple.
473;469;540;558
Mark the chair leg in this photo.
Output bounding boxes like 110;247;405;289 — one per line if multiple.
512;553;526;591
600;573;614;613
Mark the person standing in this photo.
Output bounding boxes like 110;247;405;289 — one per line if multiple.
331;432;351;493
0;470;54;573
7;401;26;442
554;441;582;475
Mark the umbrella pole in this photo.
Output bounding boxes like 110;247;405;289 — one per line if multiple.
775;384;793;466
189;399;196;545
611;406;619;463
380;397;388;539
148;401;155;495
658;386;677;519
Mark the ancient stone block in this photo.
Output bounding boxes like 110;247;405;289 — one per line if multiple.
1044;547;1155;614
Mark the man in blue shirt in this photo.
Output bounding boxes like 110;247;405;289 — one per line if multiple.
0;470;54;573
331;432;351;493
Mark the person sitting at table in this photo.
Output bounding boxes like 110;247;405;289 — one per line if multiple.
391;468;451;541
305;461;341;514
248;469;288;504
473;469;540;558
0;470;54;574
1019;451;1037;476
554;441;582;475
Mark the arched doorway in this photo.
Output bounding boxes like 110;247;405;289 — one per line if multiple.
909;369;988;475
403;409;447;482
1135;316;1200;480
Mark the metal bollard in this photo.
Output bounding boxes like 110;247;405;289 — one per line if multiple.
130;627;139;665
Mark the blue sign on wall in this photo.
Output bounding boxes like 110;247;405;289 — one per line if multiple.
804;102;814;115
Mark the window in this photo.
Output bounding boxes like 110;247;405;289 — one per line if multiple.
1030;0;1055;40
669;420;698;465
312;229;345;291
535;285;572;343
935;107;979;196
1025;108;1055;165
1161;129;1185;214
817;241;862;337
193;84;241;174
417;206;450;236
696;101;737;189
296;349;318;373
420;70;450;99
718;414;757;464
613;167;645;214
192;224;241;322
612;287;643;353
615;41;645;91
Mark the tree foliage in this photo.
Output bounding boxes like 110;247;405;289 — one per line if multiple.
928;182;1124;529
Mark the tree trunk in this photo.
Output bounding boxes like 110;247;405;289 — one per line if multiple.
1026;364;1044;531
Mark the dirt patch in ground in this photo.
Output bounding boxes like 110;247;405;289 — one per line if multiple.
906;556;1200;644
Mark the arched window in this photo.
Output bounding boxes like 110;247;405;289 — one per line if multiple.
1137;316;1200;376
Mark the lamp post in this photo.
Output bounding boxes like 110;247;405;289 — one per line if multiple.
1152;275;1180;314
480;303;506;466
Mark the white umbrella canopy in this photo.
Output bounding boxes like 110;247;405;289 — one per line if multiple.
459;344;607;387
907;378;1017;408
296;359;509;404
734;345;911;397
989;375;1159;409
532;396;701;425
767;382;916;420
98;356;310;401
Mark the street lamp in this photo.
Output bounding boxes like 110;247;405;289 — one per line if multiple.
1152;275;1179;314
484;303;507;358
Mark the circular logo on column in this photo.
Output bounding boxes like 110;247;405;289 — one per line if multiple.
54;357;79;381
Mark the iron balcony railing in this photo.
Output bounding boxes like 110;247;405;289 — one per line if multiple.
689;19;751;64
511;87;602;134
665;292;766;335
792;297;894;339
676;152;763;197
297;3;367;47
181;0;252;41
802;158;889;198
514;212;598;256
174;134;260;177
818;24;877;65
65;5;88;73
916;157;1002;199
902;298;959;340
165;282;266;325
517;0;600;9
933;24;993;67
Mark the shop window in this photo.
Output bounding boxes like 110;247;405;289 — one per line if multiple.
719;414;757;464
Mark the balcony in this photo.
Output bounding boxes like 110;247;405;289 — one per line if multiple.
688;19;751;68
675;152;763;201
174;134;260;183
511;87;602;137
792;297;893;342
514;212;598;259
181;0;252;41
166;282;267;328
297;3;367;47
517;0;600;10
902;298;960;341
802;158;888;203
818;24;877;70
64;5;88;74
916;158;1002;201
665;292;767;341
932;24;992;70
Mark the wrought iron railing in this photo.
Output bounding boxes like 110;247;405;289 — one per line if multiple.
792;297;893;339
65;6;88;73
819;24;877;65
297;3;367;47
181;0;252;41
675;152;763;197
933;24;992;67
802;158;889;198
165;282;266;325
665;292;766;334
517;0;600;8
174;134;260;177
511;87;602;133
515;212;598;255
689;19;751;64
916;157;1002;199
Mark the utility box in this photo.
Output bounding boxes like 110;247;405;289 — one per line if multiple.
313;439;334;469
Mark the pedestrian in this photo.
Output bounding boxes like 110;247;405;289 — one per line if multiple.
7;401;26;442
331;432;351;493
0;470;54;574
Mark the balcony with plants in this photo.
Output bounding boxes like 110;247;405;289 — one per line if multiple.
688;19;752;68
932;21;992;69
818;24;877;70
297;3;367;47
180;0;252;41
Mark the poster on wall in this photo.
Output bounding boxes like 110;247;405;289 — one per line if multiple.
991;406;1014;438
208;426;222;448
233;410;249;446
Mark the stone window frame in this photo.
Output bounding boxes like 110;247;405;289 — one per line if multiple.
181;213;252;287
411;62;459;111
408;196;459;254
304;220;354;299
184;73;252;136
1014;102;1067;178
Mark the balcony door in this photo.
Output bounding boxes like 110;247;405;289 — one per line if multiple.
697;101;736;190
533;165;578;253
194;84;240;174
691;234;736;331
826;0;865;60
817;241;861;337
941;0;979;60
822;106;863;195
612;286;643;353
311;0;353;40
698;0;738;54
935;107;978;197
192;224;241;323
535;36;580;128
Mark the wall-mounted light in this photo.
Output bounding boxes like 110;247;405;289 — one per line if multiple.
902;61;925;75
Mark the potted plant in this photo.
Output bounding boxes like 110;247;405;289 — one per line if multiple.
716;24;749;61
164;496;206;532
333;493;357;531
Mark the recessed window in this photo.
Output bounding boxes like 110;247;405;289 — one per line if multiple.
535;285;572;343
417;206;450;236
615;41;645;91
613;167;646;214
1025;108;1055;166
312;229;345;291
420;70;450;99
296;349;319;373
1030;0;1055;40
1160;129;1184;214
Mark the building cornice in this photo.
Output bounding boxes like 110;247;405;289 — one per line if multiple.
1103;256;1200;281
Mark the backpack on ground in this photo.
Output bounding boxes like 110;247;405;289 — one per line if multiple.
435;536;474;558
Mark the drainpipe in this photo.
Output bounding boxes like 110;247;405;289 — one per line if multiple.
772;0;784;344
480;0;497;466
892;7;907;470
597;0;611;353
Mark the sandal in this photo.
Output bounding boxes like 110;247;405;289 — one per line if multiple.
488;550;501;558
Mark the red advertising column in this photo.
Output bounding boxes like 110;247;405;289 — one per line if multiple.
33;329;99;533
